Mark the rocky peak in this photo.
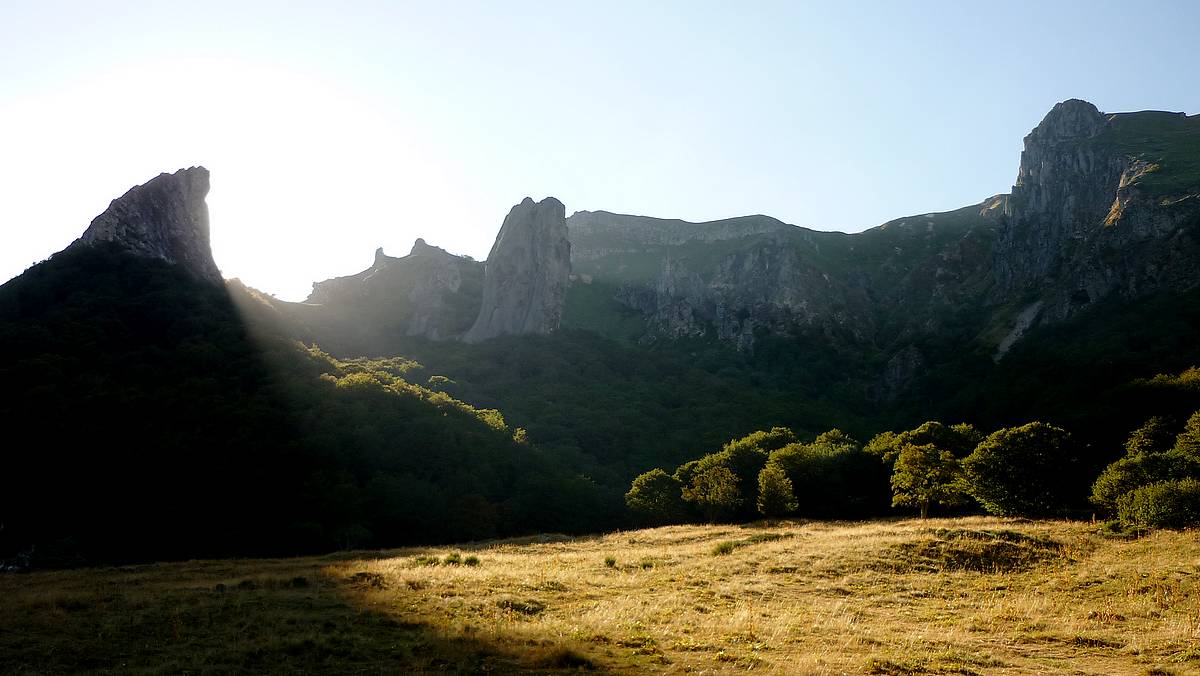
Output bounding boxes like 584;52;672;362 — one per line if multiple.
463;197;571;343
75;167;221;284
1006;99;1119;224
994;100;1127;295
409;238;454;258
1026;99;1107;143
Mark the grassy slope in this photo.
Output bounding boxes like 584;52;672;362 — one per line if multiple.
4;518;1199;674
1098;111;1200;197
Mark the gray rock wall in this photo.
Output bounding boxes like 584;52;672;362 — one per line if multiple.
464;197;571;343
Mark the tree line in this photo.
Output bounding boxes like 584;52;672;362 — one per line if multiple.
627;411;1200;531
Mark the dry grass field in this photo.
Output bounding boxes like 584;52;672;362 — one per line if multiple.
3;517;1199;674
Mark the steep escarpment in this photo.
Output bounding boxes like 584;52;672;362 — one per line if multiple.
463;197;571;343
566;101;1200;361
991;102;1200;344
73;167;221;284
572;202;1000;352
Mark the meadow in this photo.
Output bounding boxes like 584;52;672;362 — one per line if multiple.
3;517;1198;674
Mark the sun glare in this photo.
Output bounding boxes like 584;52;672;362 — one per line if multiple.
1;55;487;300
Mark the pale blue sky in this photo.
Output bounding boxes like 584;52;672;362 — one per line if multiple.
2;1;1197;299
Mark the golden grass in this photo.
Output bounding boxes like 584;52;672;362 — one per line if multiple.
3;517;1199;674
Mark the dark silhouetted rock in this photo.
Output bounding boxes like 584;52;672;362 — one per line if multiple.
74;167;221;284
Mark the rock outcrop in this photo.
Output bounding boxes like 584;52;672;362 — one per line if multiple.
74;167;221;284
463;197;571;343
992;102;1200;326
303;239;482;341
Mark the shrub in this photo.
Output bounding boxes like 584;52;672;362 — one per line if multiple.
464;555;480;566
1091;451;1198;511
712;541;736;556
1117;478;1200;529
443;552;462;565
604;556;617;568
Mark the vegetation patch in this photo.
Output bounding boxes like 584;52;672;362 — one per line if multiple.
879;529;1064;573
866;657;930;674
345;571;388;589
713;532;791;555
617;633;663;656
531;646;597;670
496;598;545;616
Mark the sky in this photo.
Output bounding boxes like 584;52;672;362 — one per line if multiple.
2;1;1198;300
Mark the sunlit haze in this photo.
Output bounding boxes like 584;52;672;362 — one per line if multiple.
2;0;1197;300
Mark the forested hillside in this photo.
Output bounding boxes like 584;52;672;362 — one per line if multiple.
0;245;614;565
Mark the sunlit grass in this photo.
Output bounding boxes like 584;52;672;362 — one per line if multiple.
3;517;1199;673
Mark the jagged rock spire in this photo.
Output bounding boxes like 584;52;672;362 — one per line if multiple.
463;197;571;343
75;167;222;284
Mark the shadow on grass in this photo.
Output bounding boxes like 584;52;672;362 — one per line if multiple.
0;556;606;674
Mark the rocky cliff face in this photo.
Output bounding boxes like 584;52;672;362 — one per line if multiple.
302;239;483;341
464;197;571;343
990;102;1200;344
74;167;222;284
270;100;1198;378
567;100;1200;364
575;202;1000;353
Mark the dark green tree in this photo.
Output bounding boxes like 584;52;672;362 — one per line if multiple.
1124;416;1176;456
625;469;686;525
867;421;982;464
889;443;966;518
963;422;1073;516
756;463;798;519
1092;413;1200;512
1173;411;1200;459
682;466;742;522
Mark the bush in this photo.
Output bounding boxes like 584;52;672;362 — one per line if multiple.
1091;451;1198;511
604;556;617;568
443;552;462;565
1117;478;1200;529
464;555;480;566
712;541;736;556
